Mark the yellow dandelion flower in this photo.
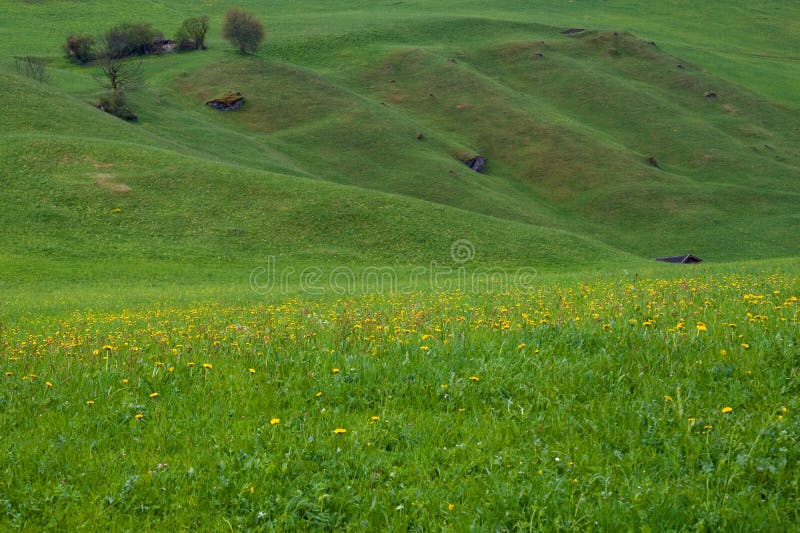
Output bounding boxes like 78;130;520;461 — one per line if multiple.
517;343;527;350
270;418;280;425
315;391;323;397
663;395;673;402
135;413;144;420
420;345;430;351
370;416;380;422
155;361;165;367
741;343;750;349
332;368;340;374
448;503;455;511
149;392;159;399
696;322;707;332
333;428;347;434
4;371;14;377
469;376;479;382
720;349;727;356
168;366;174;372
45;381;53;387
248;368;256;374
721;406;733;414
202;363;213;369
85;400;95;405
187;362;196;367
704;425;713;430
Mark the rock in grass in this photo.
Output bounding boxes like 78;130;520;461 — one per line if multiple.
206;91;245;111
464;156;486;173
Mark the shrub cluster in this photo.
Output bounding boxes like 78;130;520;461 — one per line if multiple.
103;22;164;59
64;35;95;64
98;91;137;122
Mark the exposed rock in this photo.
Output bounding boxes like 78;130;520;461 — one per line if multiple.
465;156;486;173
647;156;660;168
417;132;424;140
704;90;717;101
206;91;245;111
561;28;585;35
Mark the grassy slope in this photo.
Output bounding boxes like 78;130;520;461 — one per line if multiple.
0;0;799;309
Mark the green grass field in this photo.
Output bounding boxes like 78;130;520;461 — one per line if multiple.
2;0;800;529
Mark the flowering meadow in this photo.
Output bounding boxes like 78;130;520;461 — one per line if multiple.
2;271;799;529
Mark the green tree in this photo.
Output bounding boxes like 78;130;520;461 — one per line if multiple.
222;8;264;54
175;16;210;50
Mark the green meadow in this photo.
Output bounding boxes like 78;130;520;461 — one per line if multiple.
1;0;799;529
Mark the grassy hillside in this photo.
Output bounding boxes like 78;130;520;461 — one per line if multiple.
1;0;799;301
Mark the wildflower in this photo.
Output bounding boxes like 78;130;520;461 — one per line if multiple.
149;392;159;399
248;368;256;374
370;416;380;422
102;345;113;351
469;376;479;382
333;428;347;435
4;372;14;377
270;418;280;425
122;378;129;384
663;395;673;402
45;381;53;388
168;366;174;372
155;361;165;367
741;343;750;349
720;349;727;356
202;363;213;369
187;362;196;367
704;425;713;430
448;503;455;511
86;400;95;405
696;322;707;332
516;343;526;350
315;391;323;397
420;346;430;351
135;413;144;420
332;368;340;374
721;406;733;414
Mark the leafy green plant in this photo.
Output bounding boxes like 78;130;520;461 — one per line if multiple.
175;16;209;51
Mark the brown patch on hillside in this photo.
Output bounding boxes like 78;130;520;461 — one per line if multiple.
95;173;131;193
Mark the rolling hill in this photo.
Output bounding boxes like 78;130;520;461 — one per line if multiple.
1;0;799;297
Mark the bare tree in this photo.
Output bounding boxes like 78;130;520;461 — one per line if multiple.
97;58;144;92
222;8;264;54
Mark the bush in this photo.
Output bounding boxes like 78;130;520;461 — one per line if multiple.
14;56;48;82
222;8;264;54
175;16;210;51
103;23;163;59
65;35;95;64
98;91;137;122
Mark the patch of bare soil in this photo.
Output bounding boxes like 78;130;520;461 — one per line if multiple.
96;173;132;193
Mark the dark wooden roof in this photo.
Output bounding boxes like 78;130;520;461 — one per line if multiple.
655;254;702;264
